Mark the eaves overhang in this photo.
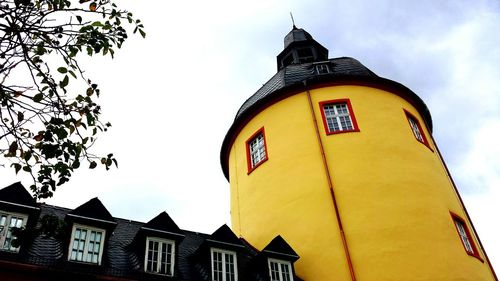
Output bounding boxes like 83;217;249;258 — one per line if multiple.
220;74;433;180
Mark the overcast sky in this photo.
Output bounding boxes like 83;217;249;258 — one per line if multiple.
2;0;499;271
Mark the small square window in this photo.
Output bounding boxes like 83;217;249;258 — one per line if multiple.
404;110;431;149
450;212;483;261
246;127;268;174
145;237;175;276
68;224;105;264
315;63;330;74
268;258;294;281
319;99;360;135
211;248;238;281
0;212;27;252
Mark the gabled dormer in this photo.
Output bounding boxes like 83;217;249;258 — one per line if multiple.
0;182;39;253
251;235;300;281
192;224;245;281
65;197;116;265
133;211;185;277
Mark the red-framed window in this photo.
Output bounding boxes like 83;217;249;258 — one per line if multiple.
319;99;360;135
450;212;483;262
246;127;268;174
404;109;432;149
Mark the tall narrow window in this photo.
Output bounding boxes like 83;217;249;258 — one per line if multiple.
68;224;105;264
319;99;359;135
0;212;27;252
145;237;175;276
211;248;237;281
450;213;482;261
404;110;430;148
246;127;268;174
268;258;294;281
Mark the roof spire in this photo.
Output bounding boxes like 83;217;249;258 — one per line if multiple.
290;12;297;29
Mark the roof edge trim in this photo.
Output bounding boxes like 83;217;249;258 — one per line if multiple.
0;200;40;210
66;213;117;225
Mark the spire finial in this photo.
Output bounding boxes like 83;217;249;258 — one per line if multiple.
290;12;296;29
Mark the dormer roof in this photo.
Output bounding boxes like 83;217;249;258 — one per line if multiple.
0;182;37;209
261;235;299;261
67;197;115;225
207;224;244;249
139;211;185;239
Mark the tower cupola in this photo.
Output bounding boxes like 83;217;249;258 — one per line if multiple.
276;26;329;70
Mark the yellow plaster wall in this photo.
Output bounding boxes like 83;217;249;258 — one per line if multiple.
228;85;495;281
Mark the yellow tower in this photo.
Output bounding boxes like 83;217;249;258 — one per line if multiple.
220;27;497;281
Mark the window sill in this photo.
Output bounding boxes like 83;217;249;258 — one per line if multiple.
247;157;268;175
325;128;360;136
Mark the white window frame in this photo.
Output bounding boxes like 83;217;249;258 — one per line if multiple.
210;248;238;281
144;237;175;276
322;102;355;133
68;224;106;265
268;258;294;281
249;133;266;168
315;63;330;74
0;211;28;252
454;219;474;254
407;115;425;142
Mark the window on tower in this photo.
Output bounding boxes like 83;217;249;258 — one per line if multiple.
268;258;294;281
319;99;360;135
211;248;238;281
450;212;483;261
246;127;268;174
404;109;431;149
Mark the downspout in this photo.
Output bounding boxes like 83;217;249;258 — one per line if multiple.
427;133;498;281
304;81;357;281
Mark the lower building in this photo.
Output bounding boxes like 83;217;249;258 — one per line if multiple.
0;182;301;281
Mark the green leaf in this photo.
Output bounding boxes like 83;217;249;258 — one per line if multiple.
68;70;77;79
33;93;43;102
60;75;69;88
12;163;22;174
92;21;104;27
57;67;67;73
9;141;18;155
139;29;146;38
89;161;97;169
17;112;24;122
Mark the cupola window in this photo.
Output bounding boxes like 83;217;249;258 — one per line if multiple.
211;248;237;281
0;212;27;252
145;237;175;276
268;258;294;281
297;48;314;63
319;99;360;135
404;110;431;148
68;224;105;264
246;127;268;173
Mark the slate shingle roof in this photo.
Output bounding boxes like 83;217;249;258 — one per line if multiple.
0;184;302;281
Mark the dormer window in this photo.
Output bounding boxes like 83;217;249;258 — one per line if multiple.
0;211;27;252
211;248;237;281
315;63;330;74
145;237;175;276
268;258;294;281
68;224;105;264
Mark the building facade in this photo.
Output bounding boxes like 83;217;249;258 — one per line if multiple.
220;26;498;281
0;182;301;281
